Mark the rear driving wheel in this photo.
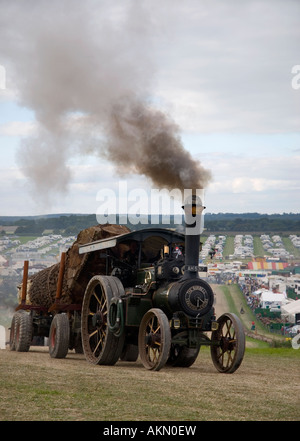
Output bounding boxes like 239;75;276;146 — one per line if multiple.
211;313;245;373
81;275;125;365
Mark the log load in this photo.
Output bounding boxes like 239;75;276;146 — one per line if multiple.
26;224;130;309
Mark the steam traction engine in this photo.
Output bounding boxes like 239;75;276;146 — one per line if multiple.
10;195;245;373
79;195;245;372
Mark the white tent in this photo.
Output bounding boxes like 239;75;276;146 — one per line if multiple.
281;299;300;323
252;288;268;297
260;291;286;309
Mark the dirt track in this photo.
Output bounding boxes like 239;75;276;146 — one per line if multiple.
212;284;229;317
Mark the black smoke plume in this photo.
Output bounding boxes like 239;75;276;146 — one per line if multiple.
0;0;212;204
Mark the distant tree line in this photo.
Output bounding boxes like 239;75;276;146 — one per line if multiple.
0;212;300;236
13;214;97;235
205;216;300;232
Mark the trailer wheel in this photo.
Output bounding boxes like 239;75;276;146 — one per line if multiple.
15;310;32;352
138;308;171;371
49;313;70;359
210;313;245;374
81;275;125;365
9;312;19;351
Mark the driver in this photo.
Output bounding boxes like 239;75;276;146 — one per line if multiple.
123;241;140;266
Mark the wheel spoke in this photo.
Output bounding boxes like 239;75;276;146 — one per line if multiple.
148;317;155;334
227;352;233;367
153;325;161;335
148;347;158;363
224;320;232;338
92;291;102;306
100;298;107;312
89;329;98;339
93;335;103;356
152;348;159;362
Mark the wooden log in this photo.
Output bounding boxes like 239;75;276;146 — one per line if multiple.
27;224;130;308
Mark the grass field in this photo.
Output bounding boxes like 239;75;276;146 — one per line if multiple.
0;344;299;421
282;237;300;258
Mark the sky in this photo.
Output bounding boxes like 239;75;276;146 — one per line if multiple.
0;0;299;218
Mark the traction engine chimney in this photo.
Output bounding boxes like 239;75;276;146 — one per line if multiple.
182;192;205;280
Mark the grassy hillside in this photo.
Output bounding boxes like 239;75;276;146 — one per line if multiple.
217;284;288;345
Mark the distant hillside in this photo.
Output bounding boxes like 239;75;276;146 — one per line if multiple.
0;213;78;223
1;212;300;236
204;213;300;233
205;212;300;220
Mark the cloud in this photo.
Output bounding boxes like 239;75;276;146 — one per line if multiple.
0;121;36;136
0;167;32;215
204;153;300;213
205;152;298;177
0;0;299;215
154;0;300;133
